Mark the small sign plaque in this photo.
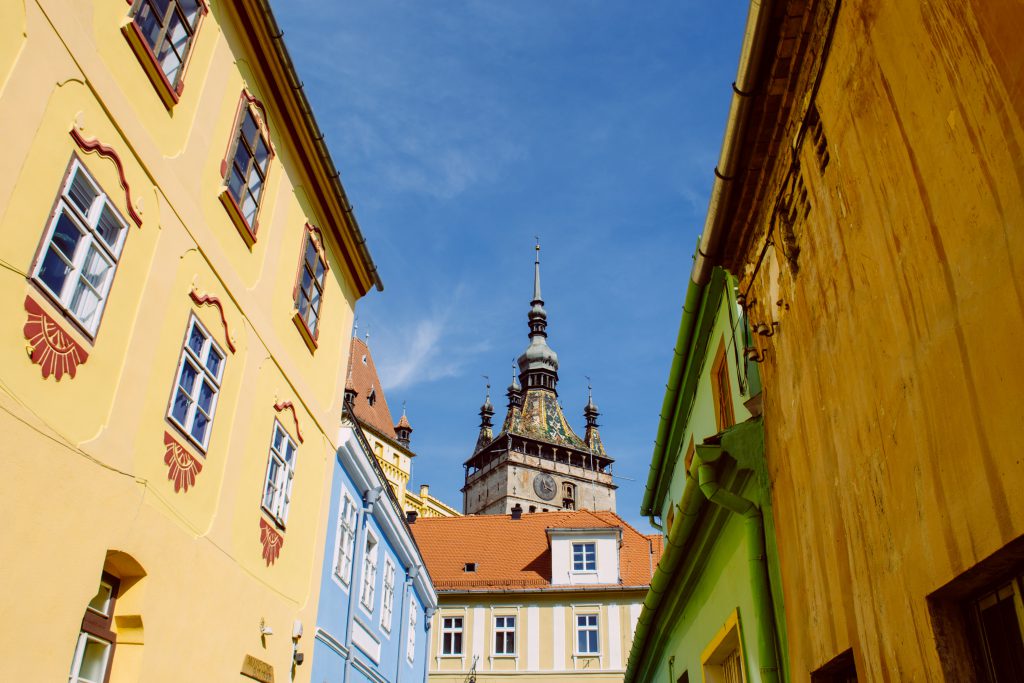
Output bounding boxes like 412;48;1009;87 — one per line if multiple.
241;654;275;683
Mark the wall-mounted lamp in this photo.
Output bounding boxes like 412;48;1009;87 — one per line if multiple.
259;617;273;636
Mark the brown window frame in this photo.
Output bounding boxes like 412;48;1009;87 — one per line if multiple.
122;0;208;108
291;224;329;350
710;338;735;431
70;572;121;683
219;92;274;248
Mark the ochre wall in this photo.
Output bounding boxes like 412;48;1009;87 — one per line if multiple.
0;1;363;680
734;0;1024;679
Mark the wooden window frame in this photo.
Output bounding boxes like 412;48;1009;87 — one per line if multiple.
380;557;396;633
69;572;121;683
710;339;735;431
122;0;208;108
493;615;517;656
441;616;464;656
291;223;329;352
572;542;597;572
360;529;379;613
261;419;298;529
219;92;274;248
30;156;130;340
333;491;358;587
701;609;747;683
165;314;225;453
575;613;601;656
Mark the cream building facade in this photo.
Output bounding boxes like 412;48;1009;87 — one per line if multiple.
411;510;661;682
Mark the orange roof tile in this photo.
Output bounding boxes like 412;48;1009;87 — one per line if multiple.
346;337;397;440
410;510;661;591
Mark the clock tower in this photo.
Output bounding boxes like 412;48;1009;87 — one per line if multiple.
461;245;617;515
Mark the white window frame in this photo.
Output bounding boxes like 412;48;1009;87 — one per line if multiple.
406;597;417;663
380;557;396;633
333;491;358;587
575;613;600;655
441;616;464;656
360;528;379;613
493;615;517;656
261;420;298;527
32;158;129;337
166;314;225;451
68;631;113;683
573;542;597;572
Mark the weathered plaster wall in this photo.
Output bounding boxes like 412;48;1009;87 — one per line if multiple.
734;0;1024;678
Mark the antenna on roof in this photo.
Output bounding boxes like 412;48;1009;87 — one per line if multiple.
365;324;370;345
352;316;358;339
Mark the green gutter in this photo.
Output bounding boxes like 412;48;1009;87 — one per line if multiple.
641;275;704;518
625;456;706;682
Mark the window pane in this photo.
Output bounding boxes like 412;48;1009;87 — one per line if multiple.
177;359;198;391
233;141;252;179
135;1;163;49
171;388;192;424
197;380;215;413
67;170;99;216
38;244;73;297
454;631;462;654
315;257;326;281
304;239;317;269
80;245;111;290
69;281;101;328
87;583;112;615
254;137;270;174
187;325;205;356
190;409;209;443
241;191;258;226
241;111;259;148
51;211;83;260
979;589;1024;681
228;166;245;201
179;0;202;28
77;636;110;683
95;204;125;253
205;348;222;379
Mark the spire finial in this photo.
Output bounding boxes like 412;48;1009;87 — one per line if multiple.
586;375;593;401
353;316;358;339
483;375;491;400
532;238;542;303
402;400;407;417
365;324;370;345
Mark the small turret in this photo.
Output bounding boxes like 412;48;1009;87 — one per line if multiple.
584;381;605;455
395;402;413;448
475;382;494;452
506;361;522;409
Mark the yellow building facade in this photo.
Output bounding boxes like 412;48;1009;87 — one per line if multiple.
0;1;379;681
685;0;1024;679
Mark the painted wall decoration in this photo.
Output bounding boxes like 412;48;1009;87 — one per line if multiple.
259;518;284;566
70;127;143;227
189;288;237;353
273;401;304;443
163;431;203;492
23;296;89;380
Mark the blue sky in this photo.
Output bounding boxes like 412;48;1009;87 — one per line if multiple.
274;0;749;532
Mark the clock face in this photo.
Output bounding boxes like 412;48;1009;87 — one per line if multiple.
533;473;557;501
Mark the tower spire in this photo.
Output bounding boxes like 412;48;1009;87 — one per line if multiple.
517;243;559;391
475;378;495;452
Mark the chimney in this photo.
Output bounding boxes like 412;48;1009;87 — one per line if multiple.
419;484;429;499
406;510;418;524
510;503;523;520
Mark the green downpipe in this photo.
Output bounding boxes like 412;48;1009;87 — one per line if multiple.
625;470;706;682
692;446;781;683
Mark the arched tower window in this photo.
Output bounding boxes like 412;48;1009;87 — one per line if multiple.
562;482;576;510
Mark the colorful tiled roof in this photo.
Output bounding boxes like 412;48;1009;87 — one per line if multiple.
410;510;661;591
500;389;587;449
345;337;397;440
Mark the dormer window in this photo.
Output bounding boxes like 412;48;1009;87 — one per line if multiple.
463;562;477;573
573;542;596;571
368;387;377;406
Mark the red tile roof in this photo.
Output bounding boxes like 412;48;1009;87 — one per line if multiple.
410;510;661;591
346;337;397;439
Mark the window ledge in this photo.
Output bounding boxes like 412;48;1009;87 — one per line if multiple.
218;188;257;249
121;21;182;109
491;654;518;658
439;654;464;659
291;310;319;353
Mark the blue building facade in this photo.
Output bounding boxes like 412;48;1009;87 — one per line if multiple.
311;421;437;683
